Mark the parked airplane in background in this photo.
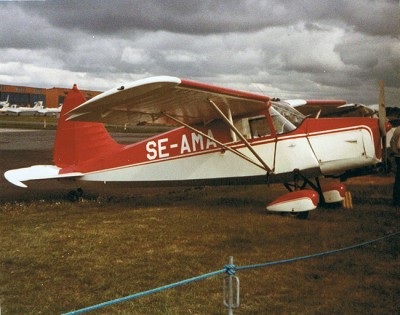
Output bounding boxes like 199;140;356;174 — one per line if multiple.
285;99;378;119
0;100;11;113
38;105;62;116
6;101;44;116
0;95;10;108
4;77;390;218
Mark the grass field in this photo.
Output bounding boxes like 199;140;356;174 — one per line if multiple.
1;181;399;315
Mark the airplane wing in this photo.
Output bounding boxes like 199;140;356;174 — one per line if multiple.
38;108;61;115
286;99;375;118
335;103;378;117
284;99;345;117
6;107;39;114
6;108;22;114
67;76;270;125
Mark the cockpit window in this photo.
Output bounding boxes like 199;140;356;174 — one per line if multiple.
233;101;305;139
270;101;305;134
234;115;272;139
249;116;271;138
271;101;305;127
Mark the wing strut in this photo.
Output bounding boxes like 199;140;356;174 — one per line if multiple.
163;113;267;171
207;99;272;173
226;104;237;142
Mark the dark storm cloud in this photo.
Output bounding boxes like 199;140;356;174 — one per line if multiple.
18;1;282;34
339;0;400;37
0;3;103;57
0;5;67;50
0;0;398;105
17;0;398;37
335;33;400;86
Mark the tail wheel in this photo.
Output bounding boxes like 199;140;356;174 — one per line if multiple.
67;188;83;202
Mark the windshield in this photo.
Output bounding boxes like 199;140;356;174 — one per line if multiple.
269;101;305;134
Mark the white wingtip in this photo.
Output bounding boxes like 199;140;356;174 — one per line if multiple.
283;99;307;107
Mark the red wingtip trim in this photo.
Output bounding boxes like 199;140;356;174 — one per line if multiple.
306;100;347;106
180;79;270;102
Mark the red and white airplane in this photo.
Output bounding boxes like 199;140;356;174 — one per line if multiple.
4;76;389;217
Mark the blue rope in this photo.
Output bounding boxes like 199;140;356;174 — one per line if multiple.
224;263;237;276
62;232;399;315
236;231;400;272
62;269;225;315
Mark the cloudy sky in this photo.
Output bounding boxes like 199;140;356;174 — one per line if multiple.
0;0;399;105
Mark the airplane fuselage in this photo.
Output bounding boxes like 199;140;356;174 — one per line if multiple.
59;116;381;187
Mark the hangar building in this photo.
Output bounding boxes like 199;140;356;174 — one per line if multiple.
0;84;101;108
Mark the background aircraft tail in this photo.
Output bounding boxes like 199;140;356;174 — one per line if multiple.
54;84;122;168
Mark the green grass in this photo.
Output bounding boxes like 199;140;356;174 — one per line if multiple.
0;115;59;129
0;184;399;314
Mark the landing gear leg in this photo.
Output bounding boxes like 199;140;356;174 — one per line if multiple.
283;169;325;219
284;169;325;205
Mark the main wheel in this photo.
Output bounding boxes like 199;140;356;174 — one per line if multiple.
294;211;309;220
67;188;83;202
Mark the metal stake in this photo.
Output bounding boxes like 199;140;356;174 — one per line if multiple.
223;256;240;315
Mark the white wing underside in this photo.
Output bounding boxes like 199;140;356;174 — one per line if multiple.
67;76;270;125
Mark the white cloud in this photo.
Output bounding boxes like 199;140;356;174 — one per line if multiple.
163;50;206;63
121;47;155;65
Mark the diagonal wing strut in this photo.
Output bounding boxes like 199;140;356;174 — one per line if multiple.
162;112;267;171
207;98;272;173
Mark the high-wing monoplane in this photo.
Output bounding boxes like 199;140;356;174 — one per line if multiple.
4;76;390;218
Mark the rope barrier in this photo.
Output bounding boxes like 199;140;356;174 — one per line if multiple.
62;232;399;315
236;231;400;272
62;269;225;315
